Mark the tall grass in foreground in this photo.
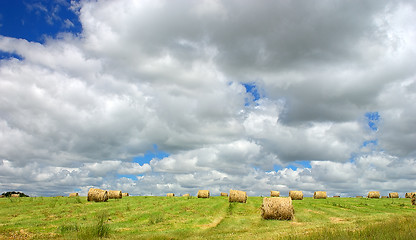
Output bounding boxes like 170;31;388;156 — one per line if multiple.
58;211;111;239
292;214;416;240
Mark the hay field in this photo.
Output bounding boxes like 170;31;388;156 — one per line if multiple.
0;196;416;239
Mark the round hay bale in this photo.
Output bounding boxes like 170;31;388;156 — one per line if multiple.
289;191;303;200
367;191;380;198
270;191;280;197
356;196;363;198
411;194;416;205
333;196;340;198
388;192;399;198
122;192;129;197
381;196;388;198
229;190;247;203
220;192;228;197
108;190;122;199
69;193;79;197
0;195;4;198
405;192;415;198
166;193;175;197
182;194;190;197
11;194;20;197
313;191;327;199
197;190;210;198
261;197;294;220
87;188;108;202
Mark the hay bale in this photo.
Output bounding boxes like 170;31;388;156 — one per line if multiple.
289;191;303;200
69;193;79;197
412;194;416;205
313;191;327;199
356;196;363;198
333;196;340;198
261;197;294;220
122;192;129;197
11;194;20;197
182;194;190;197
381;196;388;198
405;192;415;198
388;192;399;198
229;190;247;203
0;195;4;198
220;192;228;197
108;190;122;199
270;191;280;197
367;191;380;198
87;188;108;202
197;190;210;198
166;193;175;197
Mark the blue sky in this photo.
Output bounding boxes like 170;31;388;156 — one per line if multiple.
0;0;81;43
0;0;415;197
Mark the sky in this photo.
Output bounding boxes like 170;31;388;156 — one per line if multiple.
0;0;415;197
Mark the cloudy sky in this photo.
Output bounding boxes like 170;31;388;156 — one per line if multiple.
0;0;415;197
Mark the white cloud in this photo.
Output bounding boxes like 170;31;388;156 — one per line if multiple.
0;0;415;196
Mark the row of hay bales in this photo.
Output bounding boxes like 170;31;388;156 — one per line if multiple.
167;190;248;203
166;190;407;200
82;188;130;202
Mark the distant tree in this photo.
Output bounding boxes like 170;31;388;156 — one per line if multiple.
1;191;29;197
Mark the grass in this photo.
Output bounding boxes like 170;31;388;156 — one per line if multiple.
0;196;415;239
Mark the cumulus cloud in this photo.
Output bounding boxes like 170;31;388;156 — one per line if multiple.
0;0;415;196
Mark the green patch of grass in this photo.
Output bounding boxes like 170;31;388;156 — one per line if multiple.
0;196;415;239
148;212;164;225
57;223;80;234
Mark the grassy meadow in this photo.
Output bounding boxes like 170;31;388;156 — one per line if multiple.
0;195;415;239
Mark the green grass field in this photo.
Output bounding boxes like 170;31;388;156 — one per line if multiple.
0;196;415;239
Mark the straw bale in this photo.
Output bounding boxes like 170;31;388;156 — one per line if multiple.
0;195;4;198
356;196;363;198
229;189;247;203
220;192;228;197
405;192;415;198
289;191;303;200
182;194;190;197
261;197;294;220
108;190;122;199
381;196;388;198
166;193;175;197
412;194;416;205
122;193;129;197
367;191;380;198
197;190;210;198
87;188;108;202
313;191;327;199
11;194;20;197
270;191;280;197
388;192;399;198
69;193;79;197
333;196;340;198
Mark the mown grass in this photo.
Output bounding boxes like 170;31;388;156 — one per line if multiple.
0;196;415;239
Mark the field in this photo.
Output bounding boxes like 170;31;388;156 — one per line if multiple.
0;196;415;239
